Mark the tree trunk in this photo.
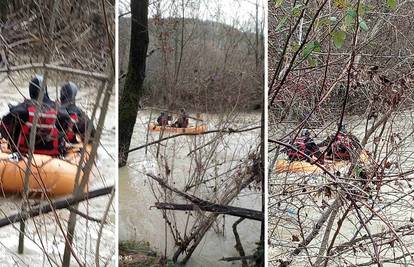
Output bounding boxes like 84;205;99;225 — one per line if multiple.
0;0;7;22
118;0;149;167
258;106;265;267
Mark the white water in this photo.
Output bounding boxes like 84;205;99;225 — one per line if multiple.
0;76;116;266
119;111;262;266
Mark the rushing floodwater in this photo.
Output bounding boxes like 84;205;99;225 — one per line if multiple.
0;76;116;266
119;110;262;266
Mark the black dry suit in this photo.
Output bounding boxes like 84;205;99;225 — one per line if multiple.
1;75;69;155
60;82;95;143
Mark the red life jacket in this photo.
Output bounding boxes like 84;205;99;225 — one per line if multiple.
332;133;352;158
17;105;60;156
182;117;189;128
66;113;79;143
287;137;307;160
157;115;168;126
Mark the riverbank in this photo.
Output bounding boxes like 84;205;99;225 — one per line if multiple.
119;240;163;267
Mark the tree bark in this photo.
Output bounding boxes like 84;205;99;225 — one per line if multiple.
258;103;265;267
0;0;7;22
118;0;149;167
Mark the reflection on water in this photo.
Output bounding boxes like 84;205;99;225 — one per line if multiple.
119;111;262;266
0;77;116;266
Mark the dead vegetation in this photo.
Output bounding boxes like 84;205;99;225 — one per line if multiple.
269;0;414;266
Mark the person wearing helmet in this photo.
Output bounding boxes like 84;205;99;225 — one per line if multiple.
156;111;169;126
59;82;95;144
318;124;361;160
1;75;69;156
172;108;189;128
287;128;323;163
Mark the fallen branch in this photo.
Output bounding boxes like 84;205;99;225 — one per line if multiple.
0;186;114;228
220;255;255;262
147;161;260;264
154;202;263;221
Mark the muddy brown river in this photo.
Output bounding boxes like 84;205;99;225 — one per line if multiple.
119;111;262;266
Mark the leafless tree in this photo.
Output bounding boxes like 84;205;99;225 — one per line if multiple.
119;0;264;266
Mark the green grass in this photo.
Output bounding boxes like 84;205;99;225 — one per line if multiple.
119;240;152;254
119;240;185;267
119;240;158;267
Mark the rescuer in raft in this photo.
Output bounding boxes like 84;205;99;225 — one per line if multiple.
59;82;95;144
318;124;361;160
287;128;324;164
156;111;169;126
0;75;70;156
172;108;189;128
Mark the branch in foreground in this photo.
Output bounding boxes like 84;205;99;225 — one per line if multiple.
0;186;114;228
129;125;261;153
0;63;109;81
68;207;104;223
154;202;263;221
233;218;248;267
279;198;341;267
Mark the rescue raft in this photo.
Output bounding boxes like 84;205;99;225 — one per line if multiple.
0;143;92;196
148;122;208;134
276;151;370;174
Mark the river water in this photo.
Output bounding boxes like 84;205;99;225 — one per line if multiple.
269;113;414;266
119;110;262;266
0;75;116;266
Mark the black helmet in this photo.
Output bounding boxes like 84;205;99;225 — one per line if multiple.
301;128;310;137
29;75;48;100
60;82;79;104
338;124;347;133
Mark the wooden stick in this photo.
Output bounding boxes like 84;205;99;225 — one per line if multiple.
0;186;113;228
220;255;255;262
154;202;263;221
0;63;109;81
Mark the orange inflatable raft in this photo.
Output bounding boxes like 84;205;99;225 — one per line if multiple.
0;143;92;196
275;151;370;174
148;122;208;134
